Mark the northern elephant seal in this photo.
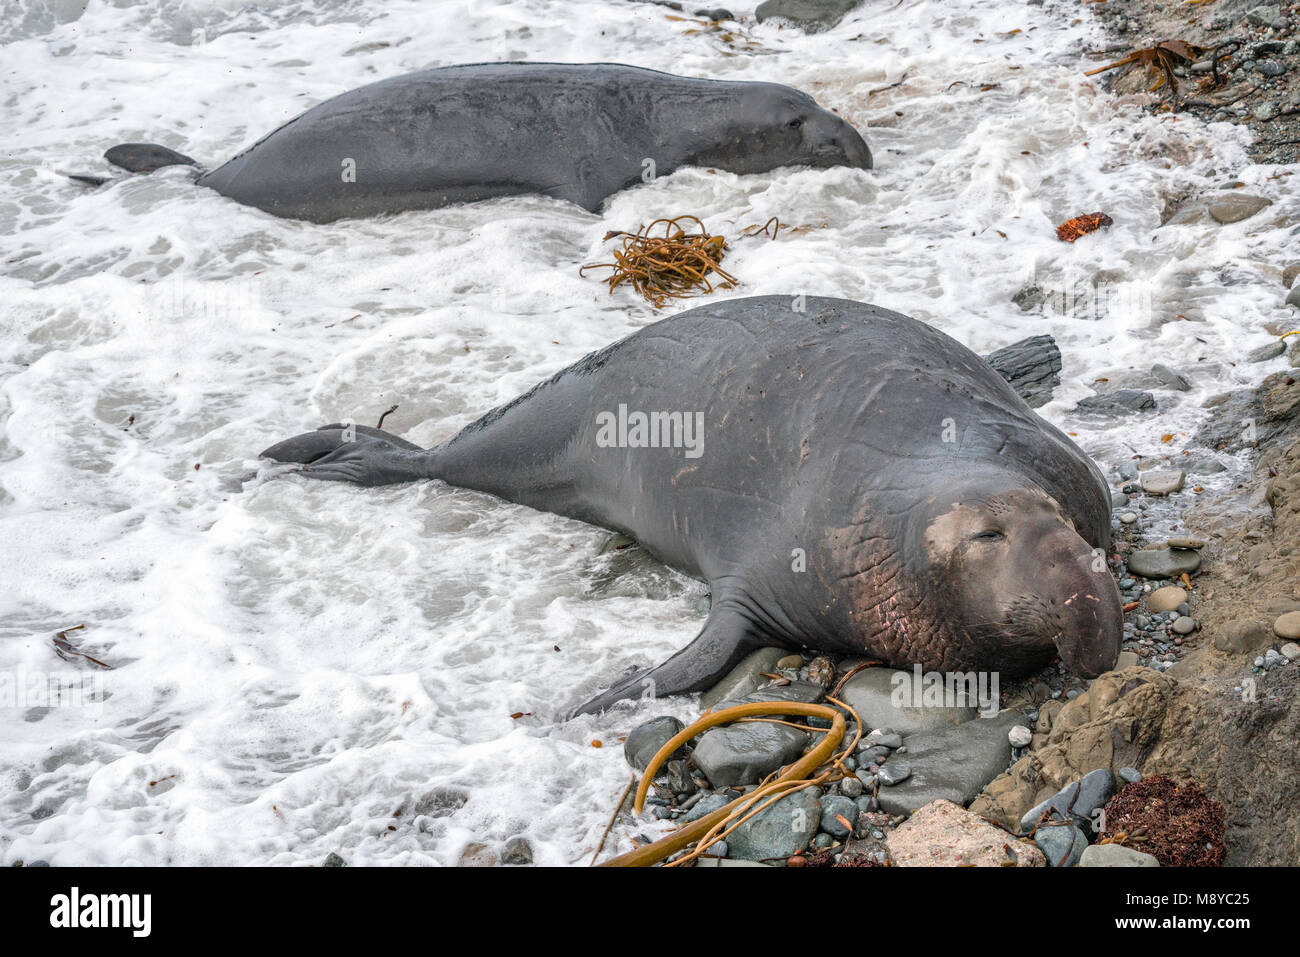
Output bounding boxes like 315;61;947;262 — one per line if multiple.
259;297;1121;713
98;63;872;222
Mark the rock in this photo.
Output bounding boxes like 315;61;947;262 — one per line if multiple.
1140;470;1186;495
819;794;858;838
502;836;533;865
1020;768;1116;833
885;799;1045;866
623;716;685;772
1207;193;1272;224
666;759;696;795
699;647;787;708
1172;616;1196;635
806;655;835;687
1212;620;1272;654
726;789;821;860
1275;611;1300;640
983;334;1062;408
1075;390;1156;415
838;667;980;736
876;762;912;786
1034;822;1089;867
876;711;1030;816
1127;547;1201;579
414;786;470;819
1079;843;1160;867
865;729;903;749
776;654;803;670
1147;586;1187;613
1009;725;1033;748
322;852;347;867
754;0;861;32
840;773;863;798
458;842;499;867
1249;340;1287;363
1246;5;1282;28
1166;537;1206;550
1254;101;1281;121
1288;285;1300;310
1149;363;1192;391
684;793;729;823
1284;263;1300;288
1282;642;1300;661
692;722;809;787
1119;766;1142;784
1116;651;1139;669
692;857;772;867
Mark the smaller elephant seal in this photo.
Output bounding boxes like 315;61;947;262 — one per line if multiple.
91;62;872;223
259;297;1120;714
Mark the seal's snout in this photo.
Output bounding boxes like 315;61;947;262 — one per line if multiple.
810;112;873;170
1046;533;1123;678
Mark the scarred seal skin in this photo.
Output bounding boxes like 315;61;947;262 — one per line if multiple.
100;63;872;222
260;296;1120;713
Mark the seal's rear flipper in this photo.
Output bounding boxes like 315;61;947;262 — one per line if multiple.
105;143;199;174
260;424;432;487
569;600;768;717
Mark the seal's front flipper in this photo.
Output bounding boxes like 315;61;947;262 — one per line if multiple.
569;601;766;717
260;424;432;487
105;143;199;174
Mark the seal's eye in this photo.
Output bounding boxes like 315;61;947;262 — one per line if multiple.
788;117;803;129
971;530;1004;542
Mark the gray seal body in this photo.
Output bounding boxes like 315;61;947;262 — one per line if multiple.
261;297;1121;713
106;63;872;222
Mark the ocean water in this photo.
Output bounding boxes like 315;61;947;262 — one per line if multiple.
0;0;1294;866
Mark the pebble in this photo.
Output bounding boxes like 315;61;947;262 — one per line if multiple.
1207;193;1272;224
820;794;859;839
323;852;347;867
624;716;685;772
683;793;729;823
1274;611;1300;640
876;762;912;786
1079;843;1160;867
1119;766;1143;784
866;730;904;749
1008;725;1033;748
1035;823;1089;867
1111;491;1129;508
1148;586;1187;614
840;774;864;798
502;836;533;865
1253;101;1281;121
1248;340;1286;362
775;654;803;670
1257;60;1286;77
1128;547;1201;579
1140;470;1186;495
1172;616;1196;635
1120;512;1138;525
1282;642;1300;661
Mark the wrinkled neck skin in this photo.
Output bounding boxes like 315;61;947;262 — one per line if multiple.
826;471;1121;680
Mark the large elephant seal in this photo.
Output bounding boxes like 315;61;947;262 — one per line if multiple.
98;63;872;223
259;297;1121;713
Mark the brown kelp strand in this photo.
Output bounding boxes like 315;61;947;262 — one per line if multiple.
580;215;738;307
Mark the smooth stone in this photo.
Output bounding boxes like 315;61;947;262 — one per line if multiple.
1120;511;1138;524
692;722;809;787
1119;766;1142;784
322;852;347;867
1079;843;1160;867
1020;768;1115;833
1150;363;1192;391
624;716;685;772
1008;725;1033;748
875;711;1030;816
819;794;859;838
1075;390;1156;415
1116;651;1139;668
726;789;821;861
775;654;803;670
1274;611;1300;640
1127;547;1201;579
1035;823;1089;867
1248;340;1286;363
1207;193;1272;224
458;842;499;867
1147;586;1187;613
838;667;980;736
865;730;903;749
502;836;533;865
754;0;862;32
1172;616;1196;635
1111;491;1129;508
840;774;864;798
1213;620;1272;654
699;647;787;708
683;793;730;823
1283;263;1300;288
876;762;912;786
1288;285;1300;310
1282;642;1300;661
1140;470;1185;495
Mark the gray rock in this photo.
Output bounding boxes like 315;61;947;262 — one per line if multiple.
1140;470;1186;495
754;0;861;32
323;852;347;867
1254;101;1281;121
983;334;1062;408
819;794;858;838
413;786;469;819
839;774;863;798
502;836;533;865
1150;363;1192;391
1282;642;1300;661
1020;768;1116;833
865;729;903;749
1172;616;1196;635
666;759;696;796
624;716;685;772
875;711;1030;815
876;761;912;786
838;667;980;736
1035;823;1089;867
1079;843;1160;867
693;720;808;788
728;680;827;708
684;792;730;823
1127;547;1201;579
699;647;787;708
726;789;821;860
1207;193;1272;224
1213;620;1272;654
1119;766;1142;784
1075;390;1156;415
1248;340;1286;363
1247;5;1282;28
1288;285;1300;310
